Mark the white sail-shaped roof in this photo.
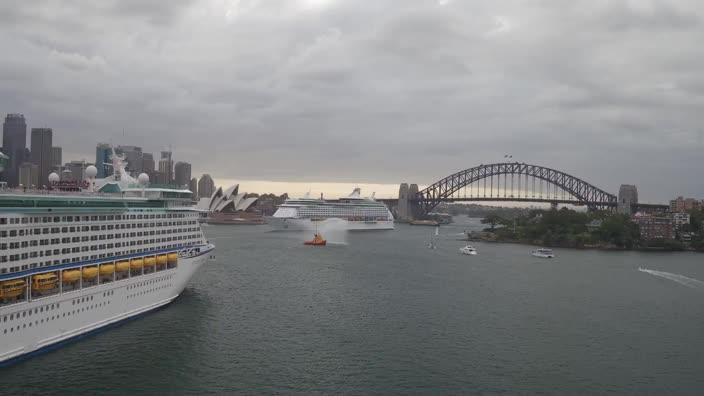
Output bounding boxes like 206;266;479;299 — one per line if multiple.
236;197;258;211
201;184;258;213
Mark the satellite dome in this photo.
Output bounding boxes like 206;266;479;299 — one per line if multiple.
137;173;150;185
48;172;60;183
85;165;98;178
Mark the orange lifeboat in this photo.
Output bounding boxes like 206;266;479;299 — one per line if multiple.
143;257;156;267
130;258;144;271
0;279;26;298
115;261;130;272
304;233;327;246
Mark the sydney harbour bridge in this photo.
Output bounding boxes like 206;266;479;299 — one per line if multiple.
380;162;666;221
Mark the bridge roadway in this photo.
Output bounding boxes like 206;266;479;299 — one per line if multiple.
379;197;667;208
378;197;594;206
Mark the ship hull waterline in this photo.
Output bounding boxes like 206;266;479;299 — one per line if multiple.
266;217;394;231
0;246;213;366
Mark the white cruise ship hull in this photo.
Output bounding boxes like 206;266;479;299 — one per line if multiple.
267;217;394;231
0;245;213;366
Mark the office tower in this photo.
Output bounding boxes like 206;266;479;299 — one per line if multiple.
95;143;113;178
174;161;192;187
51;146;62;170
189;177;198;197
1;114;27;187
142;152;155;176
158;151;173;184
116;145;143;175
18;162;39;188
198;174;215;199
30;128;53;186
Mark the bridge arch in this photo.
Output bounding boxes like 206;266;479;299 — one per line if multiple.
415;162;617;214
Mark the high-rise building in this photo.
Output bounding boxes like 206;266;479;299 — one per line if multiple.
189;177;198;197
2;114;27;187
116;145;143;176
30;128;53;186
142;152;155;176
669;196;701;213
63;160;91;182
198;174;215;199
153;171;169;185
95;143;113;178
174;161;191;187
18;162;38;188
158;151;173;184
51;146;62;171
631;212;674;241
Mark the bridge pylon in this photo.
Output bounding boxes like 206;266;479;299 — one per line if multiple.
396;183;421;222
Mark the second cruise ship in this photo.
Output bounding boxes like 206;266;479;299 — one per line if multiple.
268;188;394;231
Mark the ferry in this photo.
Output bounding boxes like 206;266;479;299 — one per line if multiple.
531;248;555;258
0;150;214;366
268;188;394;231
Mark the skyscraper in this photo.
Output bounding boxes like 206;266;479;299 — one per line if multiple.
158;151;173;184
116;145;143;175
63;160;91;182
2;114;27;187
51;146;62;171
174;161;191;187
198;174;215;199
189;177;198;198
142;152;155;176
18;162;38;188
30;128;53;186
95;143;112;178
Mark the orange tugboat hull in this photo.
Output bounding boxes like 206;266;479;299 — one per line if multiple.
304;240;327;246
304;233;327;246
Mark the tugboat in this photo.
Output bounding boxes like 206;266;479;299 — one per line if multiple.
304;233;327;246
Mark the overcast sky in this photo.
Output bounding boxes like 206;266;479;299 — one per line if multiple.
1;0;702;201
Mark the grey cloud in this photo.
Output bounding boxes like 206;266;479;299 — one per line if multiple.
1;0;703;201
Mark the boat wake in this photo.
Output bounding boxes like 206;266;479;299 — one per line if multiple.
638;267;704;289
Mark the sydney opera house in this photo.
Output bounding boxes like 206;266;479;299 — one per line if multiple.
196;184;265;224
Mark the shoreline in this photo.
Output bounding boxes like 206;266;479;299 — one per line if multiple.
462;234;702;253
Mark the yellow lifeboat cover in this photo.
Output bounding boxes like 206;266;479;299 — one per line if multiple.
115;261;130;272
62;270;82;282
0;279;26;298
100;264;115;276
82;267;98;279
144;257;156;266
33;273;58;282
32;273;58;290
157;255;168;265
167;253;178;263
130;258;144;270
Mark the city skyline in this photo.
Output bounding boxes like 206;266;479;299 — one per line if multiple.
0;119;700;202
0;1;703;202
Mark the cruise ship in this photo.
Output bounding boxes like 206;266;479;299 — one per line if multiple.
0;152;214;366
268;188;394;231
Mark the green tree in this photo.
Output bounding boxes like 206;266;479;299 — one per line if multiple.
481;213;504;231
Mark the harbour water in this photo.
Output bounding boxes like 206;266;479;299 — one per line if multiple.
2;218;704;394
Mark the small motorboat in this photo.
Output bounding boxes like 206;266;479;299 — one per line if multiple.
459;245;477;255
304;233;327;246
531;248;555;258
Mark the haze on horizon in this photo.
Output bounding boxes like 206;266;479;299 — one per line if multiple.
1;0;702;202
